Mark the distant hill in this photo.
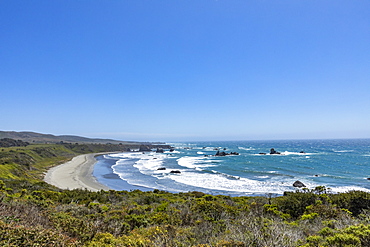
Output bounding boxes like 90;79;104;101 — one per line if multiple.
0;131;146;145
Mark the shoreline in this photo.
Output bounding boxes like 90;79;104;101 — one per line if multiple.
44;153;114;192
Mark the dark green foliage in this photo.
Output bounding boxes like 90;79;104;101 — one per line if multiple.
0;151;35;167
0;138;29;147
32;147;58;158
1;180;370;246
274;191;318;218
0;221;80;246
331;190;370;216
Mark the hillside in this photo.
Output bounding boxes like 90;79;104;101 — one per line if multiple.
0;131;146;145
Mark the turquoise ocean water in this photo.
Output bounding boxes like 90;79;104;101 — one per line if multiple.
93;139;370;196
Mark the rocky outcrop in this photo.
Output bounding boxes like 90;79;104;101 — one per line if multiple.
293;180;306;188
156;148;164;153
170;170;181;174
270;148;281;155
215;151;239;156
157;167;166;170
139;145;152;152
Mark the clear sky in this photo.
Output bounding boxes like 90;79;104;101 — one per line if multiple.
1;1;369;142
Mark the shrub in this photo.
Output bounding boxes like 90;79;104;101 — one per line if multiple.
0;220;79;246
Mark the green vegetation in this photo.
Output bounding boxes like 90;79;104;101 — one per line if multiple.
0;142;119;180
1;140;370;246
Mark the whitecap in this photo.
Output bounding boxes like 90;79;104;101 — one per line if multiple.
165;150;181;154
168;171;303;194
133;153;166;172
177;156;218;169
238;147;255;151
280;151;315;156
330;186;370;193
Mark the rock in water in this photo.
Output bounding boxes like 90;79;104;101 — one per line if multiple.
215;151;239;156
270;148;281;154
293;180;306;188
139;145;151;152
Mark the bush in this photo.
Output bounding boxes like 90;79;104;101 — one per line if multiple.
0;220;79;246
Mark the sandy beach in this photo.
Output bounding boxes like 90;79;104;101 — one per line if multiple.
44;153;111;192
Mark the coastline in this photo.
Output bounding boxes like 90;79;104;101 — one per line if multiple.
44;153;113;192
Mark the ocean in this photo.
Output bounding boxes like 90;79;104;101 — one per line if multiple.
93;139;370;196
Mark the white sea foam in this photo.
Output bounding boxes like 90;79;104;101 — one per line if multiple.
330;186;370;193
281;151;316;155
201;147;221;152
110;152;166;176
169;171;302;194
177;156;218;169
238;147;255;151
103;141;370;195
133;153;166;172
253;151;315;156
108;152;143;159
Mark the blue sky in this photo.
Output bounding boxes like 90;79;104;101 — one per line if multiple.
1;0;369;142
